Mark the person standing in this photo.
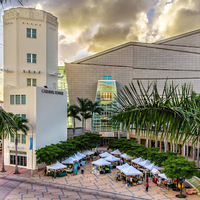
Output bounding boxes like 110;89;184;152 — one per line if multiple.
145;181;149;192
141;172;144;181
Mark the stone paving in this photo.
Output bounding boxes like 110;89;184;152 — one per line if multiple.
1;159;200;200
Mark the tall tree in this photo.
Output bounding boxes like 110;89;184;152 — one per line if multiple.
111;81;200;145
0;107;15;172
68;105;81;135
88;100;104;131
73;98;91;133
12;115;29;174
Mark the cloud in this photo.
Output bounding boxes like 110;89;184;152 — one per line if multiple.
151;0;200;40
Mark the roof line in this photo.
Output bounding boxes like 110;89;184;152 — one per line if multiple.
154;29;200;44
67;63;200;72
70;42;200;64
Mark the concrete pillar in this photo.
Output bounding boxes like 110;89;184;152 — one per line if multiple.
197;141;199;168
160;140;162;152
186;142;189;159
127;131;130;139
118;132;120;139
149;139;152;148
164;138;168;152
192;144;196;161
155;138;157;147
182;143;185;157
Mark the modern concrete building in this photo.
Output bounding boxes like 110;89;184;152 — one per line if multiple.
3;7;67;169
65;29;200;161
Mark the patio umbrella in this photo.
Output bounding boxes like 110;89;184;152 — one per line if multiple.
116;163;130;170
104;155;120;162
121;166;142;176
99;152;111;158
92;158;111;166
111;149;121;155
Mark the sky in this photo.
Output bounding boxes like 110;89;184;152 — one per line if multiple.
0;0;200;100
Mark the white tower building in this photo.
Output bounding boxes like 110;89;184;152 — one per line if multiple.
3;7;67;169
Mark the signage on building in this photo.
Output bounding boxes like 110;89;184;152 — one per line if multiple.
99;132;115;137
41;89;63;95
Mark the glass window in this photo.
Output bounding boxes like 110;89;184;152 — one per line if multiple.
22;114;26;119
32;79;37;86
27;54;31;63
27;28;36;38
32;29;36;38
10;134;14;143
27;78;31;86
27;54;36;63
16;95;20;104
22;134;26;144
32;54;36;63
10;95;14;104
17;134;20;143
53;83;56;89
27;28;31;37
21;95;26;104
16;114;20;117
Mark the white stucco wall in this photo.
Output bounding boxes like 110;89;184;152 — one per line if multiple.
36;87;67;149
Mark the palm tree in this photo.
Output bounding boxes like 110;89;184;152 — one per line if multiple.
73;98;92;133
111;81;200;145
12;115;29;174
88;100;104;131
68;105;81;135
0;107;15;172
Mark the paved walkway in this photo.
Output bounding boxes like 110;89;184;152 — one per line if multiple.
0;159;199;200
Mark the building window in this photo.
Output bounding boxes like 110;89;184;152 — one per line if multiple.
27;28;37;38
10;95;14;104
22;114;26;119
16;95;20;104
27;78;37;87
10;151;27;166
10;134;14;143
27;54;37;63
22;134;26;144
53;83;56;89
27;78;31;86
17;134;20;143
21;95;26;104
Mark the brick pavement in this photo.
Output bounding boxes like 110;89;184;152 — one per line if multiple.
1;159;200;200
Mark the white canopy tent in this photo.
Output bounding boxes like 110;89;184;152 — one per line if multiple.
62;157;77;164
92;158;111;166
104;155;120;162
77;152;86;159
151;168;160;175
120;153;132;159
47;161;67;170
99;152;111;158
82;150;94;155
145;163;160;171
71;154;82;161
158;173;168;180
131;157;144;164
111;149;121;155
116;163;130;171
138;160;151;168
121;166;142;176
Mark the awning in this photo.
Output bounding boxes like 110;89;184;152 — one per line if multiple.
121;166;142;176
92;158;111;166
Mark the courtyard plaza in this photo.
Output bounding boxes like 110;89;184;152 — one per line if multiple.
0;154;199;200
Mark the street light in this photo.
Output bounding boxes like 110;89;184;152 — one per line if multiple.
27;122;34;177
